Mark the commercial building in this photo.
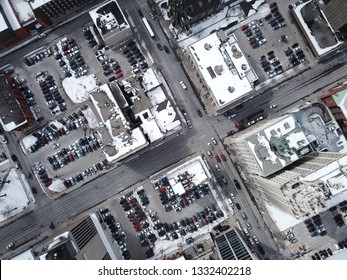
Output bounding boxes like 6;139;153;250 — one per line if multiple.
225;114;311;177
168;0;224;31
251;152;347;218
0;75;34;132
214;228;255;260
290;0;343;58
89;0;132;47
187;32;257;114
320;82;347;139
225;103;347;218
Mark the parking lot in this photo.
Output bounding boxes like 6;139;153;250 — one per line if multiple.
234;2;312;84
288;200;347;259
10;21;152;193
99;177;226;260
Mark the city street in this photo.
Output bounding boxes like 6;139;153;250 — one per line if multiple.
1;0;347;260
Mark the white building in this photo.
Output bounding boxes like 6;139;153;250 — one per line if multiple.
187;32;257;114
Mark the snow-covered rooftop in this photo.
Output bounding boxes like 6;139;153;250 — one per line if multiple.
1;0;21;30
0;168;31;223
0;13;7;32
11;0;35;24
245;114;309;176
136;109;163;143
89;84;148;162
166;156;211;188
150;100;181;134
188;33;254;109
140;68;161;92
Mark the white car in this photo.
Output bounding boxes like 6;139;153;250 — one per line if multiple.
92;74;97;79
269;72;277;78
180;81;187;90
52;143;60;149
259;38;267;45
211;137;217;145
253;235;259;244
230;192;235;199
270;104;278;109
251;24;259;29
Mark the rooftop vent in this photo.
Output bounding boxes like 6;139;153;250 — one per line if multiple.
227;86;235;93
214;65;223;75
204;43;212;50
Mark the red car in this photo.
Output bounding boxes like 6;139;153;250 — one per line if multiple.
116;73;123;78
127;213;135;219
215;155;221;162
129;198;137;204
249;38;257;45
220;153;226;161
241;24;249;31
114;68;122;74
158;187;166;193
192;215;198;222
146;252;154;258
182;197;189;207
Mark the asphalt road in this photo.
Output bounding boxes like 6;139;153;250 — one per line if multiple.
1;0;347;259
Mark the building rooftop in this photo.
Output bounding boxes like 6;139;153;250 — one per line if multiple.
243;114;310;177
293;0;342;56
188;33;255;109
89;84;148;162
0;75;27;131
322;0;347;31
89;0;128;36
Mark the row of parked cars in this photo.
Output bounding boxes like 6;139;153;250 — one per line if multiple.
241;20;266;49
265;2;286;30
304;214;327;237
47;133;102;171
35;163;52;188
121;41;148;71
163;203;224;241
24;47;53;66
99;208;131;260
259;50;284;78
63;159;109;188
37;73;66;113
83;25;98;48
285;43;305;67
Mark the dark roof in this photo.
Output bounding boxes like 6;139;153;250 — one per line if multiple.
0;75;26;130
178;0;222;18
322;0;347;31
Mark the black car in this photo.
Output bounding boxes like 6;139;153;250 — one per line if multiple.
235;203;241;210
234;179;241;189
197;109;203;117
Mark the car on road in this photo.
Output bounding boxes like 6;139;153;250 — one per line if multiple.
235;203;241;210
211;137;217;145
220;153;226;161
215;164;221;172
270;104;278;109
49;222;55;229
157;43;162;50
163;46;169;53
234;179;241;189
206;150;213;158
215;155;221;162
207;142;214;150
180;81;187;90
197;109;202;117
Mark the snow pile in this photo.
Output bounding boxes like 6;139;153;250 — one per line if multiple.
22;135;37;150
62;75;97;104
82;106;100;129
48;179;66;193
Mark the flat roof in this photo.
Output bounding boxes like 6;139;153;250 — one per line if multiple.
322;0;347;31
245;114;310;177
12;0;35;24
29;0;52;10
293;0;342;56
89;0;128;37
1;0;21;30
188;33;254;109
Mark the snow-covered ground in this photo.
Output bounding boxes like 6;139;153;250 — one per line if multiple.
47;179;66;194
62;75;97;104
0;168;31;223
22;135;37;151
82;106;100;129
